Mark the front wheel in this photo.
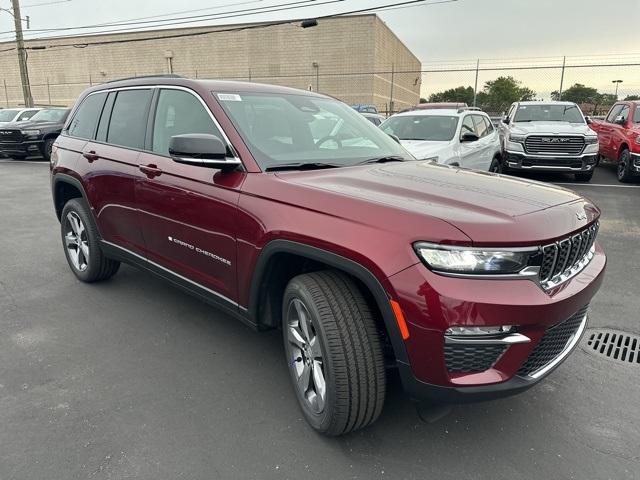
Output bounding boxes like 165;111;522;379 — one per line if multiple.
489;156;502;173
282;270;386;436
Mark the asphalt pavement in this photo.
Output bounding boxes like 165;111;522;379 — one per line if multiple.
0;159;639;479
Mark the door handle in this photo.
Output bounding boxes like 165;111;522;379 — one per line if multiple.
139;164;163;178
82;150;99;162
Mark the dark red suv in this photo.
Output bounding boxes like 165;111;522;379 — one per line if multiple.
50;76;606;435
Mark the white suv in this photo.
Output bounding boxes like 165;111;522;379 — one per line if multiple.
0;108;40;126
380;107;503;172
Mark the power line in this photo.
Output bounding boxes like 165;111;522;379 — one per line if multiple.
0;0;319;36
21;0;71;7
0;0;430;51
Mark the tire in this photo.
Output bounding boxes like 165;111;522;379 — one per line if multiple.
282;270;386;436
575;170;594;182
617;149;635;183
489;156;502;173
60;198;120;282
42;137;55;161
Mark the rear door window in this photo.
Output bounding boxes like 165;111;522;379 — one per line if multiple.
106;89;153;149
67;93;107;139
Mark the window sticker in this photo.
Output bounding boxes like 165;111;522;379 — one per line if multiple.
217;93;242;102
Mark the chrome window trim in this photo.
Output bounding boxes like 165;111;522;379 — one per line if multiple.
67;85;241;162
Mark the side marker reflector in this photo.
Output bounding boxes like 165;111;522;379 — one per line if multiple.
390;300;410;340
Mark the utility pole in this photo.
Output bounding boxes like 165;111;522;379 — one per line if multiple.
472;59;479;107
612;79;623;99
558;56;566;100
11;0;34;107
389;63;395;115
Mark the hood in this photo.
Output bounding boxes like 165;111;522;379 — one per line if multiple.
399;140;450;160
0;120;62;130
510;121;593;136
275;161;599;245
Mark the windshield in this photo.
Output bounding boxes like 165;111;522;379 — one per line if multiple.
216;92;412;169
380;115;459;141
0;109;19;122
514;104;584;123
30;109;69;122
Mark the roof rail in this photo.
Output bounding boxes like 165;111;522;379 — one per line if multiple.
105;74;184;83
457;106;482;113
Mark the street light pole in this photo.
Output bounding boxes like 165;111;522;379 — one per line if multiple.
612;79;623;99
9;0;33;107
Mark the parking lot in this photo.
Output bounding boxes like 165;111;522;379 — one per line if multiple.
1;158;639;479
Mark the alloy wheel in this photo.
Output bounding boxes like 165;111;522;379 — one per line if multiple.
64;211;89;272
617;158;627;180
286;298;326;414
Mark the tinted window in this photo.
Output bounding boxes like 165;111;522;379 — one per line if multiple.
67;93;107;139
472;115;488;137
96;92;116;142
634;107;640;123
152;89;224;155
606;104;624;123
382;115;458;141
107;89;152;149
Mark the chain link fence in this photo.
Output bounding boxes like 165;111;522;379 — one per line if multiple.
2;55;640;117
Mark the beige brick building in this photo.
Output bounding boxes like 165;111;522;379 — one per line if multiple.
0;14;421;113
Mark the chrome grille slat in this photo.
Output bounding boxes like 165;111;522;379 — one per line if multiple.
539;221;599;290
524;135;585;155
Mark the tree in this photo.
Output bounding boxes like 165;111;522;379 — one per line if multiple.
551;83;598;103
427;86;474;105
624;95;640;101
475;76;535;113
419;97;427;103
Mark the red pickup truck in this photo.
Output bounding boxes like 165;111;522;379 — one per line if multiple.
589;100;640;182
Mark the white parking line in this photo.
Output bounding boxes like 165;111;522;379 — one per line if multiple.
554;182;640;188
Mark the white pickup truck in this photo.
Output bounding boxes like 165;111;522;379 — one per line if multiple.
498;101;599;181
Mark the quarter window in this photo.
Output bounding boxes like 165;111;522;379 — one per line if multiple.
67;93;107;140
107;89;152;149
152;89;225;155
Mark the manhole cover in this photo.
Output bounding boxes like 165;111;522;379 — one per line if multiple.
584;329;640;364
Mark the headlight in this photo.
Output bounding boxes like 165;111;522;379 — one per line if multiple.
21;129;41;136
635;135;640;145
414;242;538;274
508;134;526;143
584;136;598;144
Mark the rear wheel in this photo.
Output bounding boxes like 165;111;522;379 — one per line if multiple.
60;198;120;282
282;270;386;436
617;149;635;183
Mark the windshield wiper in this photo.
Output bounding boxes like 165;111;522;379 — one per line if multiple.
265;162;341;172
354;155;406;166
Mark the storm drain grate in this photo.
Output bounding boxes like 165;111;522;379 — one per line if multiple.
584;329;640;364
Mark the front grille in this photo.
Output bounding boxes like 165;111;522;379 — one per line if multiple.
517;305;589;376
525;135;585;155
444;344;507;373
0;129;22;143
539;221;599;287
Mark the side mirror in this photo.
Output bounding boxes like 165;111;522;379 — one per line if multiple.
169;134;240;171
502;116;510;125
585;115;592;124
614;115;626;125
461;132;480;143
388;133;401;144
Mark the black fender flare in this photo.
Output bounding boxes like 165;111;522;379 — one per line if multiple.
249;239;409;364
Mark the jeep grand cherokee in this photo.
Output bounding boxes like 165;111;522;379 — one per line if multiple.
50;77;606;436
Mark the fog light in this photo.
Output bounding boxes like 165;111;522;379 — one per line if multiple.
445;325;514;336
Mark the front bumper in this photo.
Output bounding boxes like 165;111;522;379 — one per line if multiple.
505;151;598;172
387;244;606;403
0;139;45;157
631;152;640;173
